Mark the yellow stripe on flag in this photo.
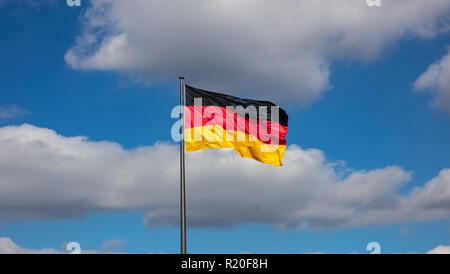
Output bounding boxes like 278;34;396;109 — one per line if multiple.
185;125;286;166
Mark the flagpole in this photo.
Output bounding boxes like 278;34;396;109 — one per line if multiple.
179;76;187;254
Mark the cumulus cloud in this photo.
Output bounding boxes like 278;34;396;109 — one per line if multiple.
2;235;447;254
65;0;450;105
0;237;61;254
414;48;450;113
0;124;450;229
99;239;128;252
427;245;450;254
0;237;128;254
0;105;29;119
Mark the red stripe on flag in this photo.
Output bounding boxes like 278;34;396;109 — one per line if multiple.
185;105;287;145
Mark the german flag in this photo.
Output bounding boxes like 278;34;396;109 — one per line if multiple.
184;85;288;166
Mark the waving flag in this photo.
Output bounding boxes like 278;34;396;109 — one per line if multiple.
184;85;288;166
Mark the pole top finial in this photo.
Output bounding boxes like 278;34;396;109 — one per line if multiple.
179;76;184;80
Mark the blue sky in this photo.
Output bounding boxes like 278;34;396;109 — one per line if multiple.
0;0;450;254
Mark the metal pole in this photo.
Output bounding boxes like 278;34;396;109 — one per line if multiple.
179;76;187;254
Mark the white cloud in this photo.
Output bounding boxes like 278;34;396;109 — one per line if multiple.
99;239;128;252
0;237;60;254
427;245;450;254
0;105;29;119
2;234;447;254
0;124;450;229
414;47;450;113
65;0;450;105
0;237;130;254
